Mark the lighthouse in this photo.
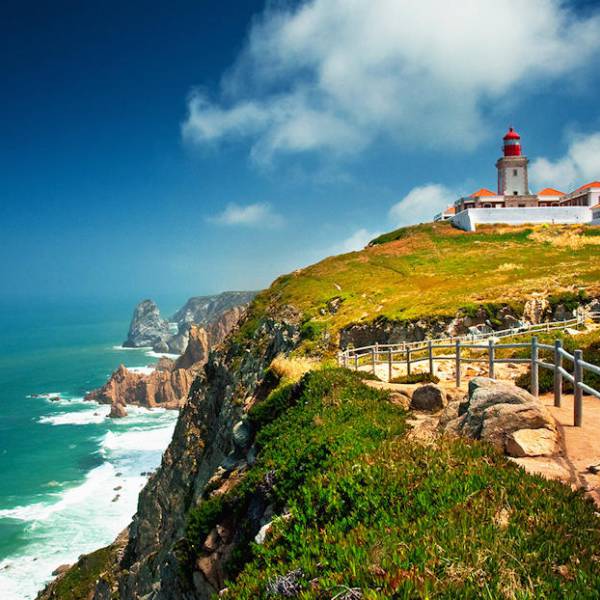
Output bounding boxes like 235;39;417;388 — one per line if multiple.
496;127;529;197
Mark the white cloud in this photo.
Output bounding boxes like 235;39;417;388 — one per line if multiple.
330;228;380;254
208;202;285;228
530;132;600;191
182;0;600;163
389;184;453;226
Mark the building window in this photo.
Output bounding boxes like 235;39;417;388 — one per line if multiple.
518;204;525;207
513;169;518;176
513;191;518;195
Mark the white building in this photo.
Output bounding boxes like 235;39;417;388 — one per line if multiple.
446;128;599;231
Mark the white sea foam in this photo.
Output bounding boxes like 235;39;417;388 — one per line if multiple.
144;350;180;359
112;345;152;351
128;365;155;376
37;405;110;426
0;408;178;600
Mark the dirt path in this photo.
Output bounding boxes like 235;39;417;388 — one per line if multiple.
516;392;600;505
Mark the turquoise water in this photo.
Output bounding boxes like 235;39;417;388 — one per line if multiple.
0;299;180;599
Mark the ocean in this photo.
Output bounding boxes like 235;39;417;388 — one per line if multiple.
0;298;180;599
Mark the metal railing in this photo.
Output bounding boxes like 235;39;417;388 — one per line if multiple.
339;313;584;363
339;321;600;427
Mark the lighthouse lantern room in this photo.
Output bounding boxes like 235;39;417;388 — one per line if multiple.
496;127;529;197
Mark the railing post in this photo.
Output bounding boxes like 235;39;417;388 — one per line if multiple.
455;340;461;387
531;336;539;398
428;340;433;375
354;353;358;371
554;339;562;408
574;349;583;427
488;338;495;379
371;348;376;375
387;348;393;382
406;348;411;377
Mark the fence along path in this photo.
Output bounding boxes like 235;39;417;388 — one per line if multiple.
338;310;600;427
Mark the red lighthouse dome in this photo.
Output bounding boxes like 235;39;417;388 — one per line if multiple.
502;127;521;156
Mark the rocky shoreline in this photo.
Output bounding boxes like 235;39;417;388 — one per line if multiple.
86;295;254;418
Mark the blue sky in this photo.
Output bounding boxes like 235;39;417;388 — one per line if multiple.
2;0;600;305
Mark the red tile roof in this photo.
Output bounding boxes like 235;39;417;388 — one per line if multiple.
576;181;600;192
469;188;496;197
537;187;564;196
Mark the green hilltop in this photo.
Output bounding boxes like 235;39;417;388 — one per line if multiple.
242;221;600;350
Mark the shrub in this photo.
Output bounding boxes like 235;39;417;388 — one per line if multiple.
223;369;600;599
247;381;300;431
269;354;316;382
390;372;440;384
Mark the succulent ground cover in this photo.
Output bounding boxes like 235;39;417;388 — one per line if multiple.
184;369;600;598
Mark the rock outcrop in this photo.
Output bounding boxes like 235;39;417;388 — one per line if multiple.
85;364;196;411
123;300;171;349
170;291;256;328
87;307;248;416
150;292;256;354
100;311;302;599
441;377;559;458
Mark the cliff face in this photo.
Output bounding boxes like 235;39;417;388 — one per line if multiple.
123;299;171;349
171;291;257;327
87;307;247;416
85;364;196;412
115;311;301;599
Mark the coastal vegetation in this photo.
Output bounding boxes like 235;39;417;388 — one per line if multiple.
185;369;600;598
238;222;600;354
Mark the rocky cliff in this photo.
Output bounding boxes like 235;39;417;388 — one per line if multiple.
87;307;248;416
37;223;600;599
170;291;257;327
122;299;171;349
125;292;256;354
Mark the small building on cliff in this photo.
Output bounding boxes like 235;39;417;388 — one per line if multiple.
437;127;600;231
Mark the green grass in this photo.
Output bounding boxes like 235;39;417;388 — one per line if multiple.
182;369;600;599
512;329;600;394
236;222;600;354
45;546;113;600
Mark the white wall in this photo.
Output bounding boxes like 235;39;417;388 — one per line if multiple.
451;206;592;232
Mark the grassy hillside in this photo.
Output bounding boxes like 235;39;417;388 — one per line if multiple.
189;369;600;599
242;222;600;350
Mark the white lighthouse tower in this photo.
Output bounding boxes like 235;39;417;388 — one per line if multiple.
496;127;529;197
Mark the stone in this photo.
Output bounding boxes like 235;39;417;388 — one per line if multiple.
232;420;252;450
410;384;447;412
122;299;171;349
505;428;559;457
51;564;71;576
523;297;550;324
388;391;411;410
254;521;272;545
442;378;558;457
109;402;128;418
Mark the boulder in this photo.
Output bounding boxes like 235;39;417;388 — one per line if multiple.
51;564;71;576
523;297;550;325
441;378;558;457
232;420;252;450
505;428;558;457
109;402;128;419
410;384;447;412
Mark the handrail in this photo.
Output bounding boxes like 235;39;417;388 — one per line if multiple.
340;315;582;358
339;311;600;428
